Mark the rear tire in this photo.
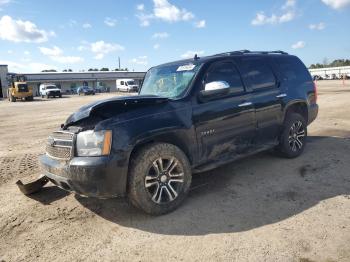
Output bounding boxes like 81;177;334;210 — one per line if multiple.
277;113;307;158
128;143;192;215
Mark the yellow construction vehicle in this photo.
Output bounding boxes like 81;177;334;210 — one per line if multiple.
7;74;33;102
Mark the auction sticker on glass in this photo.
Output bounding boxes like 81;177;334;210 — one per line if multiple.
177;64;196;71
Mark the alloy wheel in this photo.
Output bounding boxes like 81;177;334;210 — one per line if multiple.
288;120;306;152
144;157;185;204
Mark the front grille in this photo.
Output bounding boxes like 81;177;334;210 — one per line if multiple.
49;91;60;95
46;131;74;160
46;146;72;160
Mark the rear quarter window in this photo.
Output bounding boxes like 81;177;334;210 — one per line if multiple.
273;56;312;83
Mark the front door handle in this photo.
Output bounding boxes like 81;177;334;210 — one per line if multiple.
276;93;287;98
238;102;253;107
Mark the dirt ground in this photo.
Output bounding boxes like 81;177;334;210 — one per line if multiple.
0;81;350;262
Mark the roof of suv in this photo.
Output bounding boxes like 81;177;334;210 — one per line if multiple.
158;50;293;67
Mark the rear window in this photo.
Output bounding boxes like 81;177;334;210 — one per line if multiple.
273;56;311;82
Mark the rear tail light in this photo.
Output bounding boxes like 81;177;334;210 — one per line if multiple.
313;81;318;103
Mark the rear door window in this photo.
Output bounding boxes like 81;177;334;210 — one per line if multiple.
240;57;276;90
273;56;312;83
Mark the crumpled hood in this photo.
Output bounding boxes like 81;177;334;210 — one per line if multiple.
64;95;168;126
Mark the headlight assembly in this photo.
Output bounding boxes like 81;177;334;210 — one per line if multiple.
76;130;112;157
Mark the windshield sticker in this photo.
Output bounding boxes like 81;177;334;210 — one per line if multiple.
177;64;196;71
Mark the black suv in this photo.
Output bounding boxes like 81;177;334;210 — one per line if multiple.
40;50;318;215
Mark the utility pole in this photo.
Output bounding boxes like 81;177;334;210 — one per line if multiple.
118;57;121;70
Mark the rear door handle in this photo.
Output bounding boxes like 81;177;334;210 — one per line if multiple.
276;93;287;98
238;102;253;107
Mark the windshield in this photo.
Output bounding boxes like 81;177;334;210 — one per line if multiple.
127;81;135;85
46;86;57;90
18;84;28;92
140;63;201;99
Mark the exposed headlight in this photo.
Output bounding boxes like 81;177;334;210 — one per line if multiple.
76;130;112;157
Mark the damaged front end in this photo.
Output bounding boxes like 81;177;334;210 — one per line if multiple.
17;95;169;197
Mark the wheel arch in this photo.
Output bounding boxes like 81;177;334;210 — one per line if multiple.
283;100;308;124
125;131;194;196
128;132;193;167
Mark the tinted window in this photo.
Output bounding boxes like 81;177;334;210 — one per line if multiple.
120;81;124;85
18;84;28;92
274;56;311;82
206;62;244;93
240;58;276;90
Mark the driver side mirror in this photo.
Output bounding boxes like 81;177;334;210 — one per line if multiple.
198;81;230;102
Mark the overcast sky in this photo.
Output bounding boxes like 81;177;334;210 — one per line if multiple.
0;0;349;73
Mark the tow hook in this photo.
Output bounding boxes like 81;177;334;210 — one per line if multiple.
16;176;49;195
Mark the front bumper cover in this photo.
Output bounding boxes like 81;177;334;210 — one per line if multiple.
40;153;128;198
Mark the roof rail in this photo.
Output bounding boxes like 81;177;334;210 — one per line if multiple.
213;50;288;56
213;50;250;56
248;50;288;55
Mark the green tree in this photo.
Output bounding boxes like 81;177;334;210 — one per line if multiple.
41;69;57;72
309;59;350;69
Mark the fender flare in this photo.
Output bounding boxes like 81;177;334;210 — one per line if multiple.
128;127;195;165
282;99;309;123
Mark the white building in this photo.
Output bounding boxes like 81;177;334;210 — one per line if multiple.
0;65;8;98
309;66;350;78
0;65;146;98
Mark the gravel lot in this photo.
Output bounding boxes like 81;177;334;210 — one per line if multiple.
0;81;350;262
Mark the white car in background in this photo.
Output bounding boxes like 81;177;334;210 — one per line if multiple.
116;79;139;92
39;83;62;98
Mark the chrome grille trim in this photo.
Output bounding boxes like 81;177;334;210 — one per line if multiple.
46;131;75;160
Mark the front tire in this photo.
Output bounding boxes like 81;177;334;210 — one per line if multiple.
277;113;307;158
128;143;192;215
